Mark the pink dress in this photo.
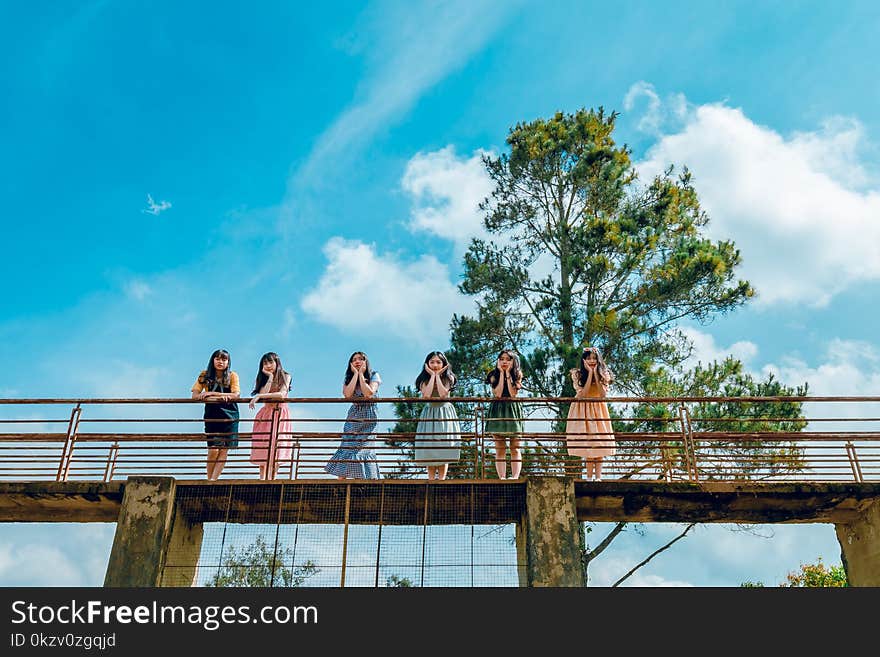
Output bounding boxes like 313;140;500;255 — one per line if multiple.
565;374;615;459
249;402;293;470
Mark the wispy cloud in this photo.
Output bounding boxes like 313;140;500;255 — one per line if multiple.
287;0;521;201
623;81;688;136
124;279;153;301
142;194;171;216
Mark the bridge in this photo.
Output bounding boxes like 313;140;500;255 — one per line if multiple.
2;396;880;586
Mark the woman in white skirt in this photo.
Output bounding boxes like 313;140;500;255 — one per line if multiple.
413;351;461;481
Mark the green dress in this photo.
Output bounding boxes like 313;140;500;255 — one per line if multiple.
485;378;524;437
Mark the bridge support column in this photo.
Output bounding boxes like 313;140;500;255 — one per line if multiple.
104;477;203;587
835;498;880;586
160;510;204;587
515;477;582;587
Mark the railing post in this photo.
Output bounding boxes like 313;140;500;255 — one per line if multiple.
659;406;674;482
678;404;699;482
846;441;864;483
266;403;281;480
56;403;82;482
475;402;484;480
288;436;302;480
103;441;119;482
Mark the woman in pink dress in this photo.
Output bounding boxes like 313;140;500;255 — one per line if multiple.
248;352;292;480
566;347;615;480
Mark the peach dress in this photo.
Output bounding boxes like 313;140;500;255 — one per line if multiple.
565;372;615;459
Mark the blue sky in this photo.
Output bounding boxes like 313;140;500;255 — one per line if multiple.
2;0;880;586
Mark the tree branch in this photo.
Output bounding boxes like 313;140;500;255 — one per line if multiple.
611;523;697;587
584;521;627;565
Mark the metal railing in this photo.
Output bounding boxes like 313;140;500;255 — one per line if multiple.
1;396;879;482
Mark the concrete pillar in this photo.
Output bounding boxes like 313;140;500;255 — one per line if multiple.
835;499;880;586
104;476;202;587
160;511;204;587
515;477;583;587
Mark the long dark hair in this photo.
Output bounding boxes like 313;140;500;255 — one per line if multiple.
415;351;456;391
576;347;612;387
343;351;373;385
252;352;291;394
199;349;231;389
486;349;522;388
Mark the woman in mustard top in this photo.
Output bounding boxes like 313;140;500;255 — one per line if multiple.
191;349;241;480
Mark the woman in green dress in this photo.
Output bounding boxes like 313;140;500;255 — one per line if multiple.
485;350;524;480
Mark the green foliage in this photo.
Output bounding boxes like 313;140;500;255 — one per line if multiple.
741;558;848;587
206;535;319;587
385;575;414;587
782;559;847;587
450;107;754;407
621;359;808;480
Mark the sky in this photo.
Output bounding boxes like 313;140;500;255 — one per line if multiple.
2;0;880;586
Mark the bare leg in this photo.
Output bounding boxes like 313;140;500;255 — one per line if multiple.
509;438;522;480
427;466;436;480
494;437;507;479
595;458;604;481
206;448;219;480
438;464;449;480
211;448;229;480
258;464;267;480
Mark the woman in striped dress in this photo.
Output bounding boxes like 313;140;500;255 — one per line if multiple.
325;352;382;479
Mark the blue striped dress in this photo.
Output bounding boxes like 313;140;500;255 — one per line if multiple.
325;372;382;479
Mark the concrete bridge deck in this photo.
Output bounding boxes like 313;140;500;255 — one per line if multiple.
3;478;880;525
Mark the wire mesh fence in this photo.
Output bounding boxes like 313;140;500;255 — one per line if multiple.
166;482;524;588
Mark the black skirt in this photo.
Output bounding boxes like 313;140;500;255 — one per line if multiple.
204;402;240;448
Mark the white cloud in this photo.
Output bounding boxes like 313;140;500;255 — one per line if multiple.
724;335;880;437
633;87;880;307
589;553;695;587
142;194;171;216
0;524;115;586
403;146;494;252
762;338;880;397
124;279;153;301
300;238;471;341
680;326;758;368
0;542;85;586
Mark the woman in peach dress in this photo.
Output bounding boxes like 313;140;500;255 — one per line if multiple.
566;347;615;480
248;352;292;480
